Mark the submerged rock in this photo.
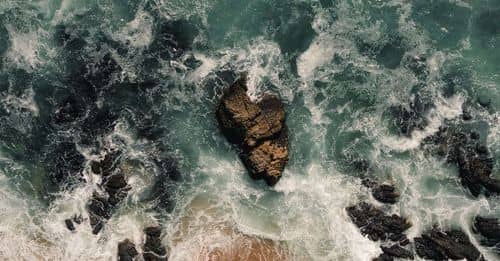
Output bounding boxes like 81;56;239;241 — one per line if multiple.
216;75;289;185
86;150;131;234
474;216;500;248
118;239;139;261
425;126;498;197
143;226;167;261
414;227;484;261
362;179;400;204
390;94;431;136
346;202;411;241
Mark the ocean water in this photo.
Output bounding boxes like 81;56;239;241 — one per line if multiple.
0;0;499;260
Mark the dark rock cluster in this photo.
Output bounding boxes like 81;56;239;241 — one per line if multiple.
118;239;139;261
474;216;500;249
425;125;498;197
117;226;168;261
362;179;400;205
390;94;432;136
216;75;289;186
143;226;168;261
86;149;130;234
414;227;484;261
346;202;411;242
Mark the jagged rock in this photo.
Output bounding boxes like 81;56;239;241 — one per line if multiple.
86;150;130;234
90;149;121;176
414;227;484;261
390;94;431;136
474;216;500;247
87;193;111;234
216;75;289;185
118;239;139;261
380;244;413;259
143;226;167;261
73;214;83;224
372;184;400;204
362;179;400;204
425;126;497;197
65;219;75;231
346;202;411;241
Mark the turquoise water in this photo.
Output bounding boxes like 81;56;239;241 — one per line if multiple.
0;0;499;260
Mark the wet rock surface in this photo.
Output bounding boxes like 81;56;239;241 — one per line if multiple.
118;239;139;261
65;219;75;231
474;216;500;248
216;75;289;185
374;244;414;260
414;227;484;261
86;149;130;234
425;125;498;197
390;94;432;136
363;179;400;204
346;202;411;242
143;226;168;261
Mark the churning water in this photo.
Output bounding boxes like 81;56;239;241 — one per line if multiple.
0;0;499;260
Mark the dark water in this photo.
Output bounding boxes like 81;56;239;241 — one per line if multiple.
0;0;499;260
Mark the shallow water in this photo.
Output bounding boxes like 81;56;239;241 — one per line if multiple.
0;0;499;260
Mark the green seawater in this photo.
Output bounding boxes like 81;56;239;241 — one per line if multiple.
0;0;499;260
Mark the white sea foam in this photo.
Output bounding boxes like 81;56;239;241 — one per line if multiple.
115;10;153;48
5;26;44;70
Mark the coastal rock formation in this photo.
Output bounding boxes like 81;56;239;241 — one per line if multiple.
346;202;411;242
118;239;139;261
374;244;414;260
143;226;168;261
87;149;130;234
425;126;498;197
390;94;432;136
474;216;500;248
362;179;400;204
414;227;484;261
216;75;289;185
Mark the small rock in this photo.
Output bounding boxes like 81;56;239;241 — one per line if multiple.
462;110;472;121
92;220;104;235
474;216;500;247
143;226;167;261
65;219;75;231
72;214;83;224
372;184;400;204
118;239;139;261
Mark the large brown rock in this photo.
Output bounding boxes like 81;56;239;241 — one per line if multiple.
216;75;289;186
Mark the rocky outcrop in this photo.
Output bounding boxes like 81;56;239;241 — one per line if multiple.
118;239;139;261
346;202;411;242
390;94;432;136
414;227;484;261
474;216;500;248
87;149;130;234
425;126;498;197
362;179;400;204
374;244;414;260
216;75;289;186
143;226;168;261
